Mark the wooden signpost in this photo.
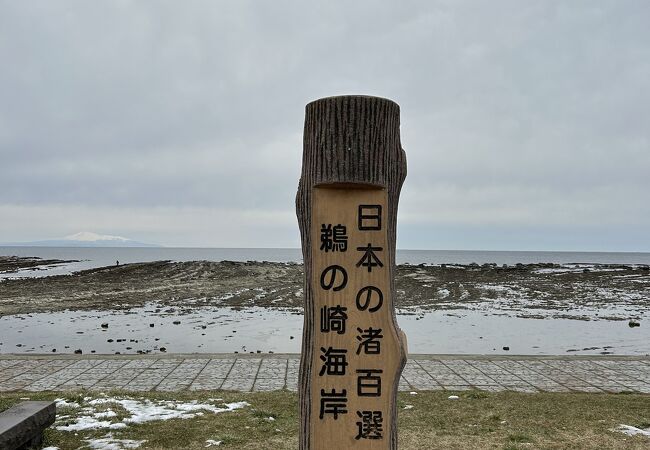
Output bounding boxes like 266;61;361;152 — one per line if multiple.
297;95;408;449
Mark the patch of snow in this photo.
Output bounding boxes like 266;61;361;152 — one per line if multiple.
56;416;125;432
448;395;459;400
409;391;418;395
65;231;130;242
266;416;276;421
205;440;223;447
55;396;249;432
532;264;627;274
42;447;60;450
615;424;650;437
55;398;81;408
84;433;146;449
437;288;450;298
94;410;118;419
403;405;414;410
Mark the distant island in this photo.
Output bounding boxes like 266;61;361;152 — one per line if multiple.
1;231;162;248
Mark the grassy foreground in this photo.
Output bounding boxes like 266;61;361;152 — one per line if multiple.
1;390;648;449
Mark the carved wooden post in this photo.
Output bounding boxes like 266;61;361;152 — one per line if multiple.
296;95;408;449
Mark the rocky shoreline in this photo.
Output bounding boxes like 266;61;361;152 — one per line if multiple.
1;256;648;321
0;255;77;274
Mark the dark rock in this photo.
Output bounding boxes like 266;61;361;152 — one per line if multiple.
51;349;56;353
149;323;155;327
74;349;82;354
173;321;181;325
159;347;167;352
107;339;113;343
628;320;641;327
101;323;109;328
502;346;510;351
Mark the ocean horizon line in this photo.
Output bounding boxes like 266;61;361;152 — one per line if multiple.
2;245;650;255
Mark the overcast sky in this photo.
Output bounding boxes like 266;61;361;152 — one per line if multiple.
1;1;648;251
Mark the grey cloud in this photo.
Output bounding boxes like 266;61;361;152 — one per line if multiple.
1;1;649;249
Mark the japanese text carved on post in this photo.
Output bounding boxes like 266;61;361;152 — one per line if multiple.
296;95;408;449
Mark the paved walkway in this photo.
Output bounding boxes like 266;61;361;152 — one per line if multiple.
1;355;649;394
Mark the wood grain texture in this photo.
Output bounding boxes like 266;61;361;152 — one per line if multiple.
297;95;407;449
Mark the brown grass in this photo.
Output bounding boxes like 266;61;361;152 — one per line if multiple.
1;390;648;449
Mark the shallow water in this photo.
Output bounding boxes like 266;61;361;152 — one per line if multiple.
1;304;647;356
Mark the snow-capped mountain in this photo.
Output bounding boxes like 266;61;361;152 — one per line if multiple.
3;232;161;247
63;232;132;243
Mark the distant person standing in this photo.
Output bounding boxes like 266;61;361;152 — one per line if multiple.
116;260;119;266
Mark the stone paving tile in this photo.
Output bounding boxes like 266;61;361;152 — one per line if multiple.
221;377;256;391
219;358;261;392
123;366;176;391
402;361;440;390
0;360;21;369
1;356;649;393
201;359;236;376
122;359;158;369
89;369;144;390
253;378;286;391
634;384;650;393
253;358;288;391
190;378;225;391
